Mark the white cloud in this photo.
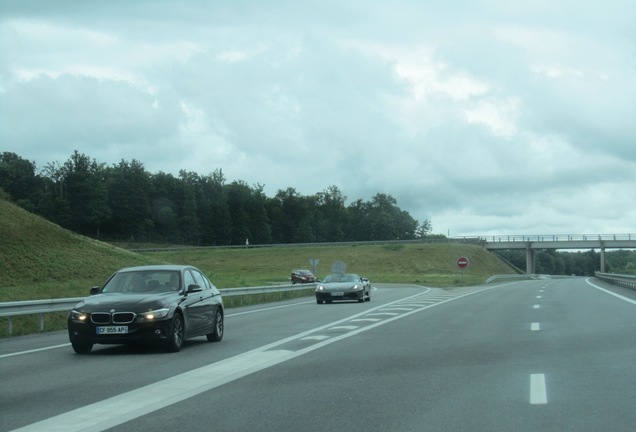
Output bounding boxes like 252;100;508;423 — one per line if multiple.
1;0;635;237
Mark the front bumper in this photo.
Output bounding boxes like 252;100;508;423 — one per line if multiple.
67;319;173;345
315;290;363;302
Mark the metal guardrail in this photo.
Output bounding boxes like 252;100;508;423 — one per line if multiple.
595;272;636;290
485;274;555;283
0;283;316;335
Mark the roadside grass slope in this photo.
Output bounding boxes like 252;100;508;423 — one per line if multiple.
0;196;516;336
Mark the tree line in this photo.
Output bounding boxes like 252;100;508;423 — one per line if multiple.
0;151;432;245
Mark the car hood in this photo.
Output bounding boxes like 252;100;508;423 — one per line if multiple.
319;282;360;291
73;292;178;312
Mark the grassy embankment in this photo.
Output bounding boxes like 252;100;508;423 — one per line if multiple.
0;197;515;336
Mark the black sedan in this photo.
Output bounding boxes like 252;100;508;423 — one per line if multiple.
67;265;224;354
315;273;371;304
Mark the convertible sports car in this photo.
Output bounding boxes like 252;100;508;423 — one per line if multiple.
67;265;224;354
315;273;371;304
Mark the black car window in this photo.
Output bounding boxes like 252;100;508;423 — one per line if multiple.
199;271;212;290
184;270;197;289
190;270;207;290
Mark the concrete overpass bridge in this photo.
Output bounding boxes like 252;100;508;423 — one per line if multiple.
458;234;636;274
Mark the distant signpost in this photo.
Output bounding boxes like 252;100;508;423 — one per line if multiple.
309;259;319;275
456;256;469;285
456;256;469;269
331;260;346;274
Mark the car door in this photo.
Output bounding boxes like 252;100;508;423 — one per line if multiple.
183;269;214;335
181;269;205;335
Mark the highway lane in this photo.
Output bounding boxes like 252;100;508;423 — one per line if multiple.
0;283;431;431
3;278;636;431
110;277;636;432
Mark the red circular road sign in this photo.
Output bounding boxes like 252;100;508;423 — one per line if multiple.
456;256;469;269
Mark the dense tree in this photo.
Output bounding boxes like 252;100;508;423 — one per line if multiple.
105;159;152;240
313;185;348;242
0;152;42;212
194;169;232;245
2;150;431;247
63;152;111;237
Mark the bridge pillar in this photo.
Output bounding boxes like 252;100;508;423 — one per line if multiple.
526;244;535;274
600;242;606;273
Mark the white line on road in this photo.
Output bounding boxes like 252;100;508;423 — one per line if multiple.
301;335;329;341
586;278;636;305
530;374;548;405
0;343;71;359
533;305;540;309
531;322;540;331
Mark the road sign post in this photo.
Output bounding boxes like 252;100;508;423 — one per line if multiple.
456;256;469;285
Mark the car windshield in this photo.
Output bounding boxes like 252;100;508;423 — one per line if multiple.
101;270;181;293
324;274;358;283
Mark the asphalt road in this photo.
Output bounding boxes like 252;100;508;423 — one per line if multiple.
2;277;636;432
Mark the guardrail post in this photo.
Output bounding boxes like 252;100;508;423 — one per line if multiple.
39;313;44;331
8;317;13;335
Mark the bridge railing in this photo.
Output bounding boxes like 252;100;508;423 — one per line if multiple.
472;233;636;243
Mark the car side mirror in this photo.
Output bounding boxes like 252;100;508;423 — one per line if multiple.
187;284;203;293
90;286;100;295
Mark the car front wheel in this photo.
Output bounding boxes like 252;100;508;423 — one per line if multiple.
166;313;184;352
72;341;93;354
206;309;224;342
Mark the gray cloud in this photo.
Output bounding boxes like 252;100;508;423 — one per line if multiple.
1;0;635;236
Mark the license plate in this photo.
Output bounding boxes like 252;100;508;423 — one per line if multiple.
96;326;128;334
331;292;344;297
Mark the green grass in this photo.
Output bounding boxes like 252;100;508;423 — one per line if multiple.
0;197;516;337
143;242;512;289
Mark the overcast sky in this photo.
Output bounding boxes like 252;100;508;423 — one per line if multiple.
1;0;635;237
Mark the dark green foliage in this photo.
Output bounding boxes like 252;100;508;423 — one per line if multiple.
0;151;431;246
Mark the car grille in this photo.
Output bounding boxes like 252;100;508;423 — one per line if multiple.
90;312;136;324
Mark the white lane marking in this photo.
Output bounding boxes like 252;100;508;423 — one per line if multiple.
329;325;359;330
586;278;636;305
350;318;381;323
10;349;297;432
531;322;540;331
536;295;542;299
380;307;414;312
530;374;548;405
366;312;400;317
533;305;540;309
0;343;70;359
301;335;329;341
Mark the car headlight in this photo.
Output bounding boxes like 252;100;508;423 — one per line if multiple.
69;310;88;322
138;308;171;321
316;285;325;291
352;284;362;291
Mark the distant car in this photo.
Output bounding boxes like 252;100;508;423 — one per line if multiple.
67;265;224;354
291;269;316;284
315;273;371;304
